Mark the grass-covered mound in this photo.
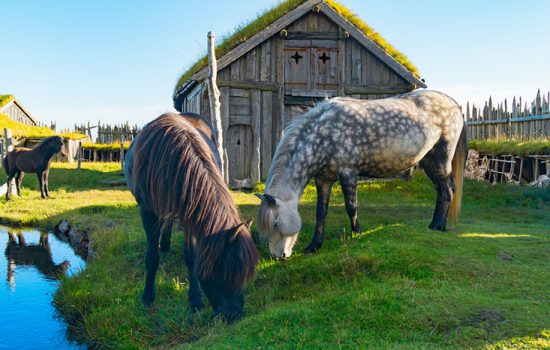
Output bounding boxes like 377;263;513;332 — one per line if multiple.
0;113;87;141
469;139;550;157
0;163;548;349
175;0;420;92
0;95;15;108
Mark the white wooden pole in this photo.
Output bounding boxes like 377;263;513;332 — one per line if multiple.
207;31;226;182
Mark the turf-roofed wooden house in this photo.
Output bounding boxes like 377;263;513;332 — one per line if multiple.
0;95;37;126
173;0;426;186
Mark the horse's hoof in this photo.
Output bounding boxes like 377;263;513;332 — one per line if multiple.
189;301;204;312
428;222;446;231
141;293;155;306
304;242;322;254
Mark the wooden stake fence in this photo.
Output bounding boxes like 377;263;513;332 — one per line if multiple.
465;89;550;140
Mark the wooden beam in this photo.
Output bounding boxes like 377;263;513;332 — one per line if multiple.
192;0;323;81
284;31;340;40
251;89;261;184
217;80;278;91
344;85;410;95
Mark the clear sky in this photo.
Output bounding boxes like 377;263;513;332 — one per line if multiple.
2;0;549;132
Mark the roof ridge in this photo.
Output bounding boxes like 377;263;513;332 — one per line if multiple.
173;0;420;95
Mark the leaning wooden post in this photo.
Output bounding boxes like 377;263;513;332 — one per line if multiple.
120;143;125;171
207;31;226;182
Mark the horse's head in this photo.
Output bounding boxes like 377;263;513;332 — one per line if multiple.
198;220;258;322
45;136;67;157
256;194;301;259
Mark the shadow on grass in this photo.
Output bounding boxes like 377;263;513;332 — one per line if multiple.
11;166;127;194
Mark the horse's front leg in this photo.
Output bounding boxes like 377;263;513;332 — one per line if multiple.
183;241;204;312
5;170;17;201
304;178;334;254
338;171;361;235
43;169;50;198
139;207;161;306
15;171;24;197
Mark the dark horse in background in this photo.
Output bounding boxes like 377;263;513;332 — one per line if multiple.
257;90;468;259
3;135;67;200
125;112;258;321
5;230;70;285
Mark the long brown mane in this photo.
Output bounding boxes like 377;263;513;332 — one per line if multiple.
131;113;257;289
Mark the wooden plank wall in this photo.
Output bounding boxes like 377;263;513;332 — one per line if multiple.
465;90;550;140
180;11;416;183
0;103;35;126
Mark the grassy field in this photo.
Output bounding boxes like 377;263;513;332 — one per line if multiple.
0;162;549;349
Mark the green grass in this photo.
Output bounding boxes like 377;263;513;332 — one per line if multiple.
469;139;550;156
0;113;88;140
175;0;420;92
0;94;15;108
81;142;131;151
0;163;548;349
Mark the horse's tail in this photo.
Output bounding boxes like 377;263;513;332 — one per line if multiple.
448;123;468;225
2;156;8;176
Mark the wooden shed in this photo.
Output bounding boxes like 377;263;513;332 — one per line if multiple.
173;0;427;186
0;95;37;126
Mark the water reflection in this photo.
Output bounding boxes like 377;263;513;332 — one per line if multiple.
5;230;71;288
0;227;85;349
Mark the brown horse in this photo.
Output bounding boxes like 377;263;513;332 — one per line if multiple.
124;113;258;322
3;135;67;200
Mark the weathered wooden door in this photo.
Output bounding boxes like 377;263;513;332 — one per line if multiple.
227;124;252;181
226;88;253;184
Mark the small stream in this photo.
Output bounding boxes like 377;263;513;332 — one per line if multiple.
0;226;86;349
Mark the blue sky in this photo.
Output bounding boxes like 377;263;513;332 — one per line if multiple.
2;0;549;132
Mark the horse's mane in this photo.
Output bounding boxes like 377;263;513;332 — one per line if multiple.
265;101;331;192
36;135;62;148
132;113;257;289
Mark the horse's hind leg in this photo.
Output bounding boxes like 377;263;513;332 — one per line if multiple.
5;170;17;201
304;178;334;254
15;171;24;197
159;223;172;252
338;171;361;234
183;242;204;312
421;147;456;231
139;207;161;306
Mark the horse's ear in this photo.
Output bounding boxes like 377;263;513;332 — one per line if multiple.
229;220;253;242
255;193;276;206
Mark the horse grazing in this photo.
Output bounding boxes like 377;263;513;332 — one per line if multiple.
3;135;67;200
124;113;258;322
256;90;467;258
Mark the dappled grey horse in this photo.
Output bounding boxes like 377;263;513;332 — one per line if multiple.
257;90;467;258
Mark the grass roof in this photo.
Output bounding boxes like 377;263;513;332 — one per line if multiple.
469;139;550;157
0;95;15;108
0;113;88;141
174;0;420;94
